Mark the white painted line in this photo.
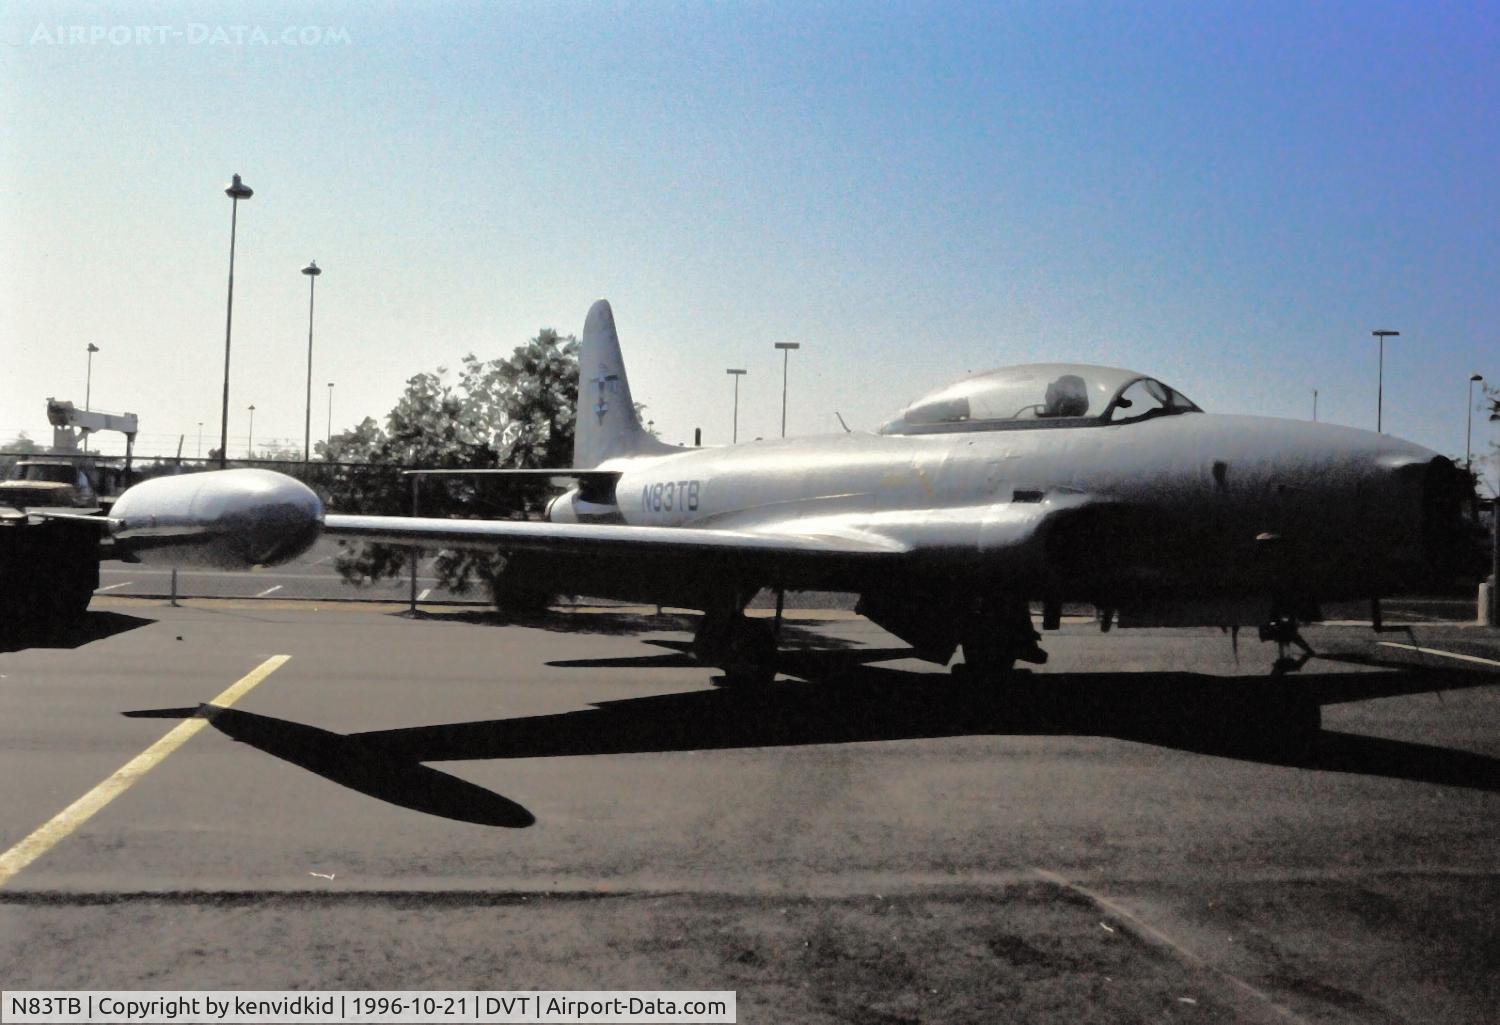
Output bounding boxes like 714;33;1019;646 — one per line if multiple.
311;555;334;566
95;582;132;592
0;655;291;889
1033;868;1307;1024
100;569;441;583
254;584;284;598
417;588;431;601
1377;642;1500;669
1323;619;1471;628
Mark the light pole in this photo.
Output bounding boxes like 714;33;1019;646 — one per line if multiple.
1490;379;1500;628
1373;329;1399;432
196;422;203;460
1467;373;1485;469
247;403;255;459
775;342;800;438
83;342;99;451
300;260;322;469
326;382;335;453
85;343;99;410
726;368;747;443
220;173;253;468
1312;388;1318;422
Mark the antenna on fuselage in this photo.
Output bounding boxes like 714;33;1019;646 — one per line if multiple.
834;412;851;433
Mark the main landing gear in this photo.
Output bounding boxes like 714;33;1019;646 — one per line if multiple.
951;596;1047;683
694;597;779;687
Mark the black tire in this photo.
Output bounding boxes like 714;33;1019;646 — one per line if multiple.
724;619;777;686
958;626;1020;681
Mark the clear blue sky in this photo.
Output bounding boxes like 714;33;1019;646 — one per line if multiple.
2;1;1496;486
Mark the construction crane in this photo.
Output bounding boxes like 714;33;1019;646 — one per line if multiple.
46;398;139;469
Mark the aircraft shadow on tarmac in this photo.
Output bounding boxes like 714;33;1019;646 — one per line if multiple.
123;704;537;828
413;607;865;650
546;636;882;672
0;610;153;653
408;608;698;637
126;648;1500;827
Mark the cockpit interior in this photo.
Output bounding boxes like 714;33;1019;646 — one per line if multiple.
880;363;1201;435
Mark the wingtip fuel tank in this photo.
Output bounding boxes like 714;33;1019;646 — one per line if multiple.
110;469;323;569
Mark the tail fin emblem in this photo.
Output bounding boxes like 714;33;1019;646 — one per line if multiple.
592;369;620;420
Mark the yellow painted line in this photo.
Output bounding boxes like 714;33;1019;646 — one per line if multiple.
1033;868;1308;1024
1377;642;1500;669
0;655;291;889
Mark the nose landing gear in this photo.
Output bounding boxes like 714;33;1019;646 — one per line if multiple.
1259;611;1315;676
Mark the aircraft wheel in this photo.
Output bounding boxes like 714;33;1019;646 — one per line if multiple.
957;627;1023;683
723;619;777;687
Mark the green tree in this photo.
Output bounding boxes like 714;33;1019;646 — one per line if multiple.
323;329;579;607
1;432;42;474
249;440;302;462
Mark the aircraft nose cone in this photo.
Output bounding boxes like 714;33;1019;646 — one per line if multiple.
1415;456;1485;583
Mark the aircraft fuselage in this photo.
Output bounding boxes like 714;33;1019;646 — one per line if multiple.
573;412;1449;608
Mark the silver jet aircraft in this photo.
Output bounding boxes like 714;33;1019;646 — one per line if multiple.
108;302;1471;692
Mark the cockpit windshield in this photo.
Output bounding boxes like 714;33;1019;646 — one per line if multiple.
879;363;1200;435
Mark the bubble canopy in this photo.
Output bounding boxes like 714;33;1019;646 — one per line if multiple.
879;363;1201;435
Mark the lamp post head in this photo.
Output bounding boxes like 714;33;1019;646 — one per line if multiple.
327;381;334;388
248;404;255;412
302;260;321;277
1471;373;1484;382
1372;329;1399;338
774;342;801;351
86;342;99;353
726;368;747;376
224;173;253;200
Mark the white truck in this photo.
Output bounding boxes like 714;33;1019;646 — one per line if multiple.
0;401;139;633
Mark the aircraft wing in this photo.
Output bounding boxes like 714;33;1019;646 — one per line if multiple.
321;497;1081;595
322;514;912;564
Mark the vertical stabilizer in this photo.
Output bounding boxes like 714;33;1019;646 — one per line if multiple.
574;300;678;468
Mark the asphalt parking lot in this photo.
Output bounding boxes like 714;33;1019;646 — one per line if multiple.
94;538;479;605
1;596;1497;1023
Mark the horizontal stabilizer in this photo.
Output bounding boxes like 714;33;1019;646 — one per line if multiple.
26;509;114;527
402;468;621;488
